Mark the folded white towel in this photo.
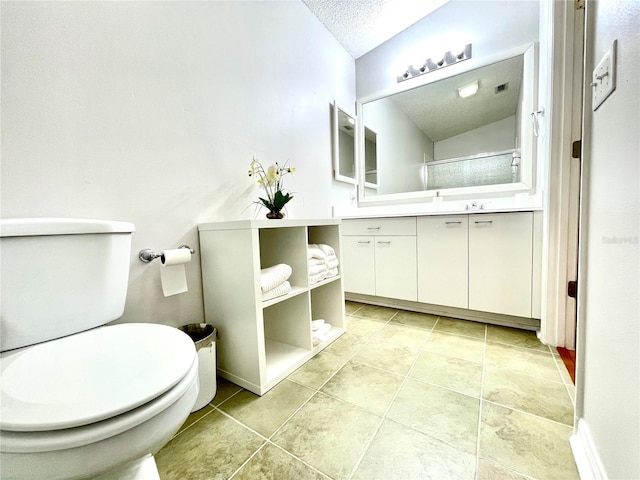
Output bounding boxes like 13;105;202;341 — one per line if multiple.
315;322;332;336
308;263;328;276
326;256;339;269
311;319;325;331
308;257;326;266
262;280;291;301
326;267;338;278
318;244;335;256
307;244;327;260
309;272;327;285
312;322;333;343
260;264;292;293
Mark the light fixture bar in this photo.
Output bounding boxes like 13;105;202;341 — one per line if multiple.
397;43;472;83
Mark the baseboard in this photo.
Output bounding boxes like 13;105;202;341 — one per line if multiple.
570;418;608;480
345;293;541;331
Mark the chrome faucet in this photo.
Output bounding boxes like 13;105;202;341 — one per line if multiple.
466;201;487;211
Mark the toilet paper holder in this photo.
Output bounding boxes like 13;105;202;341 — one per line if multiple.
138;245;195;263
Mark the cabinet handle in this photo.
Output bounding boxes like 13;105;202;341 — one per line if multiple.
367;226;381;230
445;221;462;224
377;241;391;245
474;220;493;224
357;240;371;244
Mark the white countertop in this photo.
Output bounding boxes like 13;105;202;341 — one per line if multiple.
333;198;544;219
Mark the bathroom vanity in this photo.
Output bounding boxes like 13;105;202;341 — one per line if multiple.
341;209;542;331
198;219;345;396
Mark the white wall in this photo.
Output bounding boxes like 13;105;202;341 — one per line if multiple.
434;115;516;160
355;0;539;100
574;1;639;478
363;97;433;194
0;1;355;328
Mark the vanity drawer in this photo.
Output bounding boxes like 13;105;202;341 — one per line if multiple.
342;217;416;236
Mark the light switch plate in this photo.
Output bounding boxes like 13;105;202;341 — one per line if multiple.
592;40;617;111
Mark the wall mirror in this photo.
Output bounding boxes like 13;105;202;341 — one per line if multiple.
363;126;378;189
358;43;537;203
332;101;357;185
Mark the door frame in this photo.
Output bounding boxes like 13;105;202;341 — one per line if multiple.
539;0;584;349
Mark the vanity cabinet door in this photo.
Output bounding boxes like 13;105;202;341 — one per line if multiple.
342;236;375;295
468;212;533;317
417;215;468;309
375;236;417;301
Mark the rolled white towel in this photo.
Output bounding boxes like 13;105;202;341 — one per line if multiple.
307;244;327;260
311;319;325;331
262;281;291;301
260;264;292;293
318;244;335;256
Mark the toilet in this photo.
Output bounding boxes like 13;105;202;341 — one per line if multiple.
0;218;199;480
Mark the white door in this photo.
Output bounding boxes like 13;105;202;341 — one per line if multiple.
342;236;375;295
417;215;468;308
469;212;533;317
375;235;417;301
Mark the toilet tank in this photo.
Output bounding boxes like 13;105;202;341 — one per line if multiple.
0;218;135;352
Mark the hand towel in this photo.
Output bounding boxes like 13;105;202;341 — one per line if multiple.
326;256;339;269
262;280;291;301
326;267;339;278
260;264;292;292
311;319;325;331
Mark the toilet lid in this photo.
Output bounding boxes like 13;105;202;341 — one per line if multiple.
0;323;196;432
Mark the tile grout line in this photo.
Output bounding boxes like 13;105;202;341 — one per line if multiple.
480;398;576;429
346;314;440;480
227;318;381;480
216;390;334;479
168;386;245;441
474;324;488;479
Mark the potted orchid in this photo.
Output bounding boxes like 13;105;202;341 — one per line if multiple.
248;156;296;219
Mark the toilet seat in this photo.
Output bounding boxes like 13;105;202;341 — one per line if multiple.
0;323;197;452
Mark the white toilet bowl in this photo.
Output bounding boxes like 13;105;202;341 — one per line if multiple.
0;323;199;480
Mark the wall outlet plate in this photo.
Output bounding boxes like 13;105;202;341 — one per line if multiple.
592;40;617;111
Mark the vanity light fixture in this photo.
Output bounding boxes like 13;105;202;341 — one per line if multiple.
397;43;472;83
457;80;479;98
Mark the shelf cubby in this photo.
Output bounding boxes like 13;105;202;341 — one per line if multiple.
198;219;345;395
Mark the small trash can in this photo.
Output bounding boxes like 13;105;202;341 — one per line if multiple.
178;323;217;412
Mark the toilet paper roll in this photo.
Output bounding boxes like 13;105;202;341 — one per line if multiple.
160;248;191;297
161;248;192;266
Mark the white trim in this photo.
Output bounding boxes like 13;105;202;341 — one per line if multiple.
570;419;608;480
540;0;582;348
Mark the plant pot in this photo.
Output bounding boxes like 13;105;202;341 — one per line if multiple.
266;211;284;219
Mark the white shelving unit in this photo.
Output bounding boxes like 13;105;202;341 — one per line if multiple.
198;219;345;395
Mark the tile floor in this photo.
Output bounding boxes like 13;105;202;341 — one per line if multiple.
156;302;579;479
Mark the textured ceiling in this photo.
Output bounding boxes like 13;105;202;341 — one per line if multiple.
302;0;449;58
388;55;524;142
